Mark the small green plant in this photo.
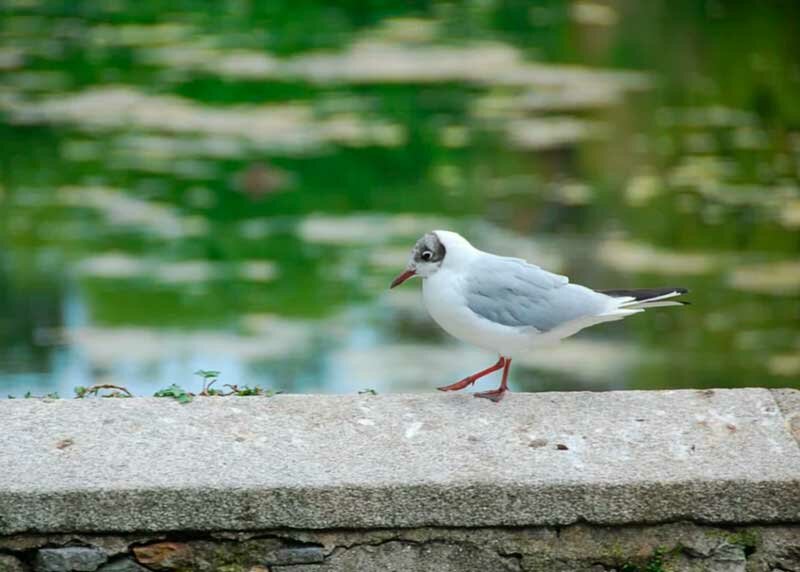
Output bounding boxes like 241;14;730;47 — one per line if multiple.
10;371;279;401
222;384;277;397
727;530;758;554
11;391;58;399
358;388;378;395
620;547;668;572
74;384;132;398
195;370;221;395
154;384;193;404
235;385;262;396
705;529;759;555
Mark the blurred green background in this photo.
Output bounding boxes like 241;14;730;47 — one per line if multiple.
1;0;798;397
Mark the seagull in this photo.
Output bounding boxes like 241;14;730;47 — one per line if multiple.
390;230;688;402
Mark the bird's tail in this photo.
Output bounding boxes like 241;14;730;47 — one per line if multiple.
600;287;689;309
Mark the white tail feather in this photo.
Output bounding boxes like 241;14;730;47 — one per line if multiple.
629;300;685;309
617;290;685;308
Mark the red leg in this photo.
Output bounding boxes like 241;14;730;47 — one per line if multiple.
437;357;505;392
474;358;512;402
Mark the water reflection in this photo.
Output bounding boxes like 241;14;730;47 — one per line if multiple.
1;1;798;398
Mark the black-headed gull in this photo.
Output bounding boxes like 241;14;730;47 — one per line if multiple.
390;230;688;402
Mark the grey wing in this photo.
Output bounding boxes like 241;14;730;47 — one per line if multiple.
465;254;610;331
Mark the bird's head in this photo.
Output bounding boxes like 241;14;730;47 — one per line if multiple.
390;230;473;288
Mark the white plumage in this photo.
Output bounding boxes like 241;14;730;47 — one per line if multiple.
391;230;688;401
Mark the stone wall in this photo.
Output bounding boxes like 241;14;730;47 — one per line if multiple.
1;523;799;571
1;389;798;571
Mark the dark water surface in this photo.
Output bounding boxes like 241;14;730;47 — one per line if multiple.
1;1;798;397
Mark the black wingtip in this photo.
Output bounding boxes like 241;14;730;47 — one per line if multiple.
599;287;690;301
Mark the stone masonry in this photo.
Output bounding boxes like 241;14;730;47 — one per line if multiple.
0;523;799;571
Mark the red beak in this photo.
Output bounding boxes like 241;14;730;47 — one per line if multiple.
390;269;416;289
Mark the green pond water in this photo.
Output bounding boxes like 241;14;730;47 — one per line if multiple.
1;1;798;398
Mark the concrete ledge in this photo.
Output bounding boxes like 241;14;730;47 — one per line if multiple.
1;388;798;535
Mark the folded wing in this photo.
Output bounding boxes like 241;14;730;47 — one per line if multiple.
465;254;611;332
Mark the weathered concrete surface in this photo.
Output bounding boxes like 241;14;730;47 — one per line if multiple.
0;388;798;534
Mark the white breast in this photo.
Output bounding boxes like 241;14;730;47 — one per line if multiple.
421;268;541;356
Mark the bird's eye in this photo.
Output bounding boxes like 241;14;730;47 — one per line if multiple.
421;250;433;261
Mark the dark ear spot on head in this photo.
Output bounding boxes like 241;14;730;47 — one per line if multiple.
414;232;446;263
430;233;446;262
